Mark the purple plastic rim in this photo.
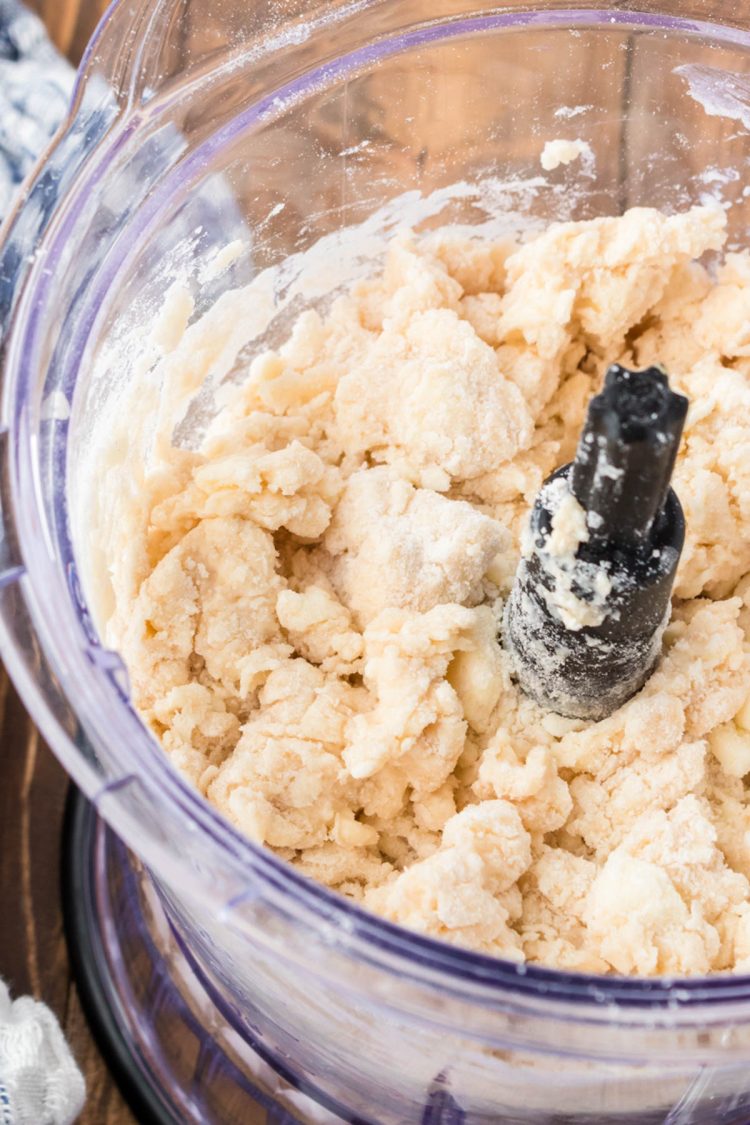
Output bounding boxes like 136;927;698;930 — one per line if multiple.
6;4;750;1016
71;0;124;105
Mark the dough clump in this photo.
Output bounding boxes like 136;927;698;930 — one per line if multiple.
102;204;750;975
540;138;592;171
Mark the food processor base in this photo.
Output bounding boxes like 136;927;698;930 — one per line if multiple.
62;790;750;1125
62;789;349;1125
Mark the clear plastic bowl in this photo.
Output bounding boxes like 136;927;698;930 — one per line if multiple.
4;1;750;1120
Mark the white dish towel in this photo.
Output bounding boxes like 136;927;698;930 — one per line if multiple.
0;980;85;1125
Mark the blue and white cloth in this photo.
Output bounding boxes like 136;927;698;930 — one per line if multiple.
0;0;74;219
0;11;83;1120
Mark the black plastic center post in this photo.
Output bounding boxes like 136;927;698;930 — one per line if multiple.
503;365;688;721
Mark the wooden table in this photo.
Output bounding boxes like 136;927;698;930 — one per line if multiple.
27;0;109;65
0;10;135;1124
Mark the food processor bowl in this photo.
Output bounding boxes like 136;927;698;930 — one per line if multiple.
4;1;750;1121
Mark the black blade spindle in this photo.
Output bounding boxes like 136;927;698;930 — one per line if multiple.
504;364;688;721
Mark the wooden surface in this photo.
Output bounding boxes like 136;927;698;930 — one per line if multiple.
2;14;134;1125
27;0;110;64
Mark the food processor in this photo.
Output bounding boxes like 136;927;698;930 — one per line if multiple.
4;1;750;1121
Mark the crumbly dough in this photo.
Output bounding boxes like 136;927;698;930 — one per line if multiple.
540;138;592;171
102;203;750;975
